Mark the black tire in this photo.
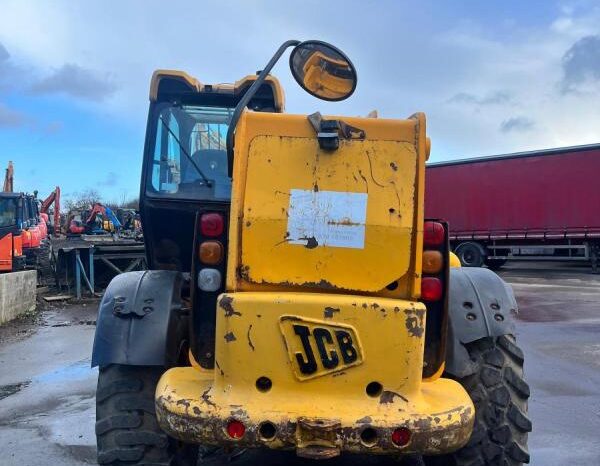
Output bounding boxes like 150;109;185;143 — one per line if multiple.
96;364;197;466
456;242;486;268
426;335;531;466
37;241;55;286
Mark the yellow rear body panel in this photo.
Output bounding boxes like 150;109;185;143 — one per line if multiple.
226;112;427;298
156;292;474;455
155;108;473;457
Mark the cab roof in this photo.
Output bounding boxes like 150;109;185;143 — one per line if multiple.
149;70;285;112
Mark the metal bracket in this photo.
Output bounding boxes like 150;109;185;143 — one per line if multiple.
308;112;366;151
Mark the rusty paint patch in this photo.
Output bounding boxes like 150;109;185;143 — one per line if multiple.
323;307;341;318
219;296;241;317
155;394;474;456
278;278;338;290
356;416;372;424
379;390;408;404
224;331;236;342
238;265;251;281
247;324;255;351
176;398;190;409
404;308;426;338
214;359;224;376
201;388;216;407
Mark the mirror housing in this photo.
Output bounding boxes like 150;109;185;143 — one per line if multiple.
289;40;357;101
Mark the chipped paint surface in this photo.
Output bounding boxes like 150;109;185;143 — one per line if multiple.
155;291;473;456
228;120;424;293
404;308;426;338
155;367;474;456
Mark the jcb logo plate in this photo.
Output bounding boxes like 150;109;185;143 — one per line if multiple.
279;316;363;380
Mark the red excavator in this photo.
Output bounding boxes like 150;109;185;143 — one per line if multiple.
67;202;122;235
40;186;61;235
1;162;26;272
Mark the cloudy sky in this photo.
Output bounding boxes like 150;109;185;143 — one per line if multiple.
1;0;600;202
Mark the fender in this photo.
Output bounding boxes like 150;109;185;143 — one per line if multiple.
92;270;188;368
445;267;517;378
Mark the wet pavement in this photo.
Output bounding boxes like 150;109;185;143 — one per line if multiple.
0;263;599;466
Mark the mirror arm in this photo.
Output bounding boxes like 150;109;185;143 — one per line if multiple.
226;39;301;176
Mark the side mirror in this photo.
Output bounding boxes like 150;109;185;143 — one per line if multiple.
289;40;357;101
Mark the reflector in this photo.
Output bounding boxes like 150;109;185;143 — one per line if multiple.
391;427;411;447
197;268;222;292
199;241;223;265
424;221;444;247
201;213;224;237
422;250;443;274
421;277;442;301
226;419;246;439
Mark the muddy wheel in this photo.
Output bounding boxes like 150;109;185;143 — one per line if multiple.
96;364;197;465
455;242;486;268
426;335;531;466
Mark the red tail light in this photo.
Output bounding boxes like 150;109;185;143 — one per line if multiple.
391;427;411;447
421;277;442;301
200;213;224;237
424;221;444;247
226;419;245;439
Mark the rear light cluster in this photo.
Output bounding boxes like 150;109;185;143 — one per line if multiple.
421;221;446;302
197;213;225;292
223;417;411;448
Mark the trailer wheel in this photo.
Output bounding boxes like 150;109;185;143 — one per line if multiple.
426;335;531;466
455;242;486;267
96;364;197;465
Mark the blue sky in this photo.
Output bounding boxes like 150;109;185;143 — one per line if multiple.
1;0;600;205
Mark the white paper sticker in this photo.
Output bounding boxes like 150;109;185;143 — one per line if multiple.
287;189;368;249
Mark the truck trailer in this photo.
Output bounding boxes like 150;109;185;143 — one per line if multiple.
425;143;600;271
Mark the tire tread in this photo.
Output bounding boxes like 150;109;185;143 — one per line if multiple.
426;336;531;466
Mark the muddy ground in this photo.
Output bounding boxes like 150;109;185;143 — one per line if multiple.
0;262;598;465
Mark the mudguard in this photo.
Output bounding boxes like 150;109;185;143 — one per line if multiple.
445;267;517;378
91;270;188;368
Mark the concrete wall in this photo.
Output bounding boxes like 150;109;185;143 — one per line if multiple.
0;270;37;325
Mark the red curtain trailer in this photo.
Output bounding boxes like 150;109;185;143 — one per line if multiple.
425;143;600;271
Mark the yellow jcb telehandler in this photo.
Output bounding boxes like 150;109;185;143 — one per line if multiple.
92;40;531;466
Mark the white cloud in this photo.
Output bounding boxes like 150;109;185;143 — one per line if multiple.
0;0;599;161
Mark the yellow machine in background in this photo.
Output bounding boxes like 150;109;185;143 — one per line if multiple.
92;40;530;466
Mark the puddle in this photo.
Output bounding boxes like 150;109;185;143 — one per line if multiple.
33;360;94;384
0;381;31;400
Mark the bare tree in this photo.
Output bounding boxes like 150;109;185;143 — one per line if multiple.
64;188;102;212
